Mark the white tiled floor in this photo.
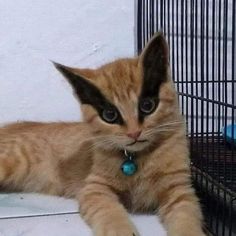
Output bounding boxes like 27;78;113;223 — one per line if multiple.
0;193;166;236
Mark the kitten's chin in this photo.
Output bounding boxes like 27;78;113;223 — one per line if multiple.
124;141;150;152
98;141;150;152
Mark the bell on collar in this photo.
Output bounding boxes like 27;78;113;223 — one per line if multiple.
121;150;137;176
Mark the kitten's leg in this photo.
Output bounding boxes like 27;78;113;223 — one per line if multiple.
0;153;26;190
156;173;206;236
0;151;57;194
78;177;139;236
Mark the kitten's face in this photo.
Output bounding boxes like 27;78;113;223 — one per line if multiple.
55;33;179;152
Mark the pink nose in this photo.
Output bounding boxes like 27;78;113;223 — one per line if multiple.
127;131;142;140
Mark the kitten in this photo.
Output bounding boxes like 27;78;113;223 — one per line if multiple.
0;33;206;236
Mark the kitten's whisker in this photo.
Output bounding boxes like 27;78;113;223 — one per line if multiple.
148;120;183;127
144;127;178;136
143;120;184;136
155;120;184;128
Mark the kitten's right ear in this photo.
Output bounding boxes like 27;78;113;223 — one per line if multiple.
53;62;83;89
53;62;102;105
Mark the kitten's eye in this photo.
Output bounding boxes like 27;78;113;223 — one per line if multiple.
139;98;156;114
102;108;118;123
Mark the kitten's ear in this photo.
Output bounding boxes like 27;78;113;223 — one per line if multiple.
139;32;169;97
53;62;104;105
140;32;169;72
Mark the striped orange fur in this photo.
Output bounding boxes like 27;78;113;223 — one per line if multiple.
0;33;206;236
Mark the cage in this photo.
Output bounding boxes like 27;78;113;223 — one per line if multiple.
136;0;236;235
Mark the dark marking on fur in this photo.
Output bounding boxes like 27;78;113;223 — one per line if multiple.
163;193;194;216
54;62;124;125
118;190;132;211
139;33;169;122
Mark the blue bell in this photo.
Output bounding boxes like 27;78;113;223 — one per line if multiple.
121;159;137;176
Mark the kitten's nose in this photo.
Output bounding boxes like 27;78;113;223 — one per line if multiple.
127;131;142;140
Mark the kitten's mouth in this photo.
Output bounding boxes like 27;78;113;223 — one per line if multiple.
126;140;148;146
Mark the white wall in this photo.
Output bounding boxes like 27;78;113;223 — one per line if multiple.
0;0;135;123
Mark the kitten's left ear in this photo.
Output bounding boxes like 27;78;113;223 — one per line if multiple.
139;32;169;97
140;32;169;72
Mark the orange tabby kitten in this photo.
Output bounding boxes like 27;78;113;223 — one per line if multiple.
0;33;205;236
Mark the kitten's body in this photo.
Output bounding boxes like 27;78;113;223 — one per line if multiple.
0;34;205;236
0;122;92;195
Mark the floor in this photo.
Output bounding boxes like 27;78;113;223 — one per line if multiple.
0;193;166;236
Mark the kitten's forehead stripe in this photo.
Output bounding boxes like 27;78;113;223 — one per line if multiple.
93;58;141;106
83;58;142;126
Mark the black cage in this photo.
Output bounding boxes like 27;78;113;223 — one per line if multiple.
137;0;236;235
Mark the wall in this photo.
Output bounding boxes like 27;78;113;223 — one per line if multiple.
0;0;135;123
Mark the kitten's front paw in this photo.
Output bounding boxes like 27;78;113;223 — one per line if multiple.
94;222;140;236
